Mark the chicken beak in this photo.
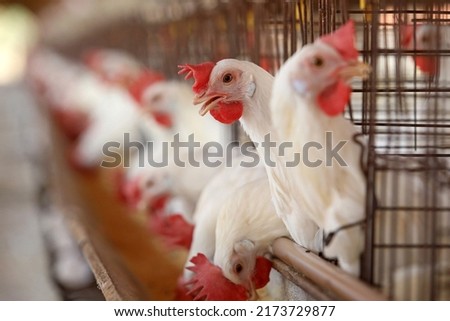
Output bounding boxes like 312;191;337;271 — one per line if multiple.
199;102;216;117
339;60;371;82
193;91;225;116
193;91;207;105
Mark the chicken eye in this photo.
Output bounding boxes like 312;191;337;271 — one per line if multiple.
234;263;243;274
146;180;154;188
223;73;233;83
151;93;162;103
312;56;324;67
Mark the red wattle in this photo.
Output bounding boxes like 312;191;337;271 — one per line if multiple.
317;80;351;117
122;177;142;208
414;56;438;75
150;194;170;212
152;111;173;128
210;101;243;124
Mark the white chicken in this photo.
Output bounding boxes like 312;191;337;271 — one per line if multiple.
179;59;322;253
212;176;291;299
270;21;446;281
182;157;267;281
269;21;370;275
400;23;450;155
69;75;166;169
179;163;292;301
180;21;372;275
82;47;144;87
28;49;115;143
123;147;233;221
121;80;230;218
139;80;229;144
401;24;450;82
28;48;168;170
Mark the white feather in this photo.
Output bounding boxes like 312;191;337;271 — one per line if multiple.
270;44;367;275
212;59;322;251
182;158;267;280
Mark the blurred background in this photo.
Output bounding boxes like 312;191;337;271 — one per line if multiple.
0;0;97;300
0;0;448;301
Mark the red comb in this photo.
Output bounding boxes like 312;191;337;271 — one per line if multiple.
149;213;194;250
175;277;195;301
82;48;102;69
252;256;272;289
51;108;89;141
185;253;248;301
320;20;358;61
178;62;215;94
129;70;165;104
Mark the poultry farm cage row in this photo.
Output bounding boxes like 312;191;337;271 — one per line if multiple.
47;0;449;300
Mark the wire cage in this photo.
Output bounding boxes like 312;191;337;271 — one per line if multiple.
42;0;449;300
355;0;450;301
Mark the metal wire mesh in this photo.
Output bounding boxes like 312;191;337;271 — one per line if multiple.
51;0;449;300
153;0;449;300
356;0;450;301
